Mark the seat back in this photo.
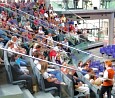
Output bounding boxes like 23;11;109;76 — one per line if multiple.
61;73;74;98
4;42;13;83
33;66;43;91
29;48;36;76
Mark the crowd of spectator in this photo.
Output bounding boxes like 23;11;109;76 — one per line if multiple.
0;0;114;98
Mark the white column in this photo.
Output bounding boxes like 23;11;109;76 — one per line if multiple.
109;12;114;45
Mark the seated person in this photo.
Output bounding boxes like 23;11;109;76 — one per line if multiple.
77;61;83;71
11;63;34;94
67;68;90;98
0;29;10;45
61;62;69;75
10;54;28;67
40;61;62;96
10;36;26;54
81;63;90;75
56;55;63;65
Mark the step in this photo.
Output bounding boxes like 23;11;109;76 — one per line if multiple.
22;89;34;98
34;92;54;98
54;96;60;98
0;84;23;98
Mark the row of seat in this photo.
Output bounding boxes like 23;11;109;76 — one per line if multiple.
100;45;115;58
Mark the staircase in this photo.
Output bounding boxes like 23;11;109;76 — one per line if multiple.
0;84;23;98
0;84;59;98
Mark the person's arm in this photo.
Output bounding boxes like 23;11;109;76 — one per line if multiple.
75;83;82;88
12;64;24;75
47;77;57;82
103;70;108;81
43;72;57;82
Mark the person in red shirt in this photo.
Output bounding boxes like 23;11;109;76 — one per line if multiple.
69;24;75;32
49;49;57;61
39;6;45;15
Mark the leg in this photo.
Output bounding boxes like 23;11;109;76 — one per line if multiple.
18;74;33;92
76;86;90;95
48;71;62;82
107;86;113;98
100;86;107;98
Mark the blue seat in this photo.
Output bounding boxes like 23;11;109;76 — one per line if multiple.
105;47;112;58
112;53;115;59
112;45;115;49
100;47;105;56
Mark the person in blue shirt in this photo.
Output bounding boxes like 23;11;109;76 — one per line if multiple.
0;29;10;45
81;63;89;75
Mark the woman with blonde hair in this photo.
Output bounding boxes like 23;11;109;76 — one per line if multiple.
40;61;61;95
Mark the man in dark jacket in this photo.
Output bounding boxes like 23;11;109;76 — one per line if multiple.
11;63;34;94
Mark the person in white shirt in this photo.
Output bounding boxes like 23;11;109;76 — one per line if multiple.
62;38;69;51
24;21;33;31
38;26;45;37
44;11;49;19
47;33;54;47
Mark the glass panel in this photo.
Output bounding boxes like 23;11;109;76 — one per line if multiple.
50;0;115;10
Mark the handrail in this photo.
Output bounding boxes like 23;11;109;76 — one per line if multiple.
0;47;74;70
1;46;114;81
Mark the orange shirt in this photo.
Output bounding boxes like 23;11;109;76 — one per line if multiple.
103;68;114;86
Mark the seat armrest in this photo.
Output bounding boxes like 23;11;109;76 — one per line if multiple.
12;80;26;85
45;87;58;92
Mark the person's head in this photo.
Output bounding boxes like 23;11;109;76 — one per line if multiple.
11;36;18;42
40;61;48;73
26;21;30;25
62;62;68;66
56;56;60;61
68;66;76;75
39;26;42;30
48;33;52;36
86;60;91;67
78;61;83;67
11;54;20;61
83;63;89;70
38;54;45;60
5;25;10;30
32;51;39;58
105;60;112;68
75;24;77;27
64;38;68;42
36;45;41;50
88;68;95;75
